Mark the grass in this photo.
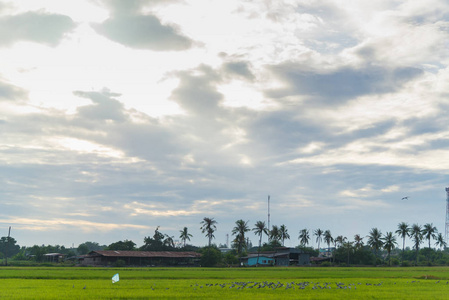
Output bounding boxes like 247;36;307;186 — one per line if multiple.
1;266;449;299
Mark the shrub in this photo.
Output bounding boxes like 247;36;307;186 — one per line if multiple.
321;262;331;267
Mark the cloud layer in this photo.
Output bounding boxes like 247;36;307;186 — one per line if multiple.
0;0;448;248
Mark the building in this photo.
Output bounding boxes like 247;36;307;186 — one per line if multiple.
82;250;201;266
240;247;310;266
44;253;66;263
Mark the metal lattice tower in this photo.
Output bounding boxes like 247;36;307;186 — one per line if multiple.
445;187;449;245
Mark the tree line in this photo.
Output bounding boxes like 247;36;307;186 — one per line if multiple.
2;218;449;267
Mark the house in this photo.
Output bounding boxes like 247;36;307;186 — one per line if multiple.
44;253;66;263
82;250;201;266
240;247;310;266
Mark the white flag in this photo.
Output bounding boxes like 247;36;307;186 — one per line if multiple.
112;273;119;283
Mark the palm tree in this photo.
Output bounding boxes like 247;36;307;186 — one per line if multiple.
422;223;438;250
253;221;269;265
298;229;310;247
314;228;323;253
269;225;281;244
435;233;446;250
382;232;397;266
179;227;193;247
232;219;250;254
411;223;423;265
200;217;217;247
354;234;364;250
395;222;410;264
367;228;383;266
323;230;333;258
279;224;290;246
335;235;346;248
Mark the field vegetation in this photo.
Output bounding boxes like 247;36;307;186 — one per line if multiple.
1;266;449;299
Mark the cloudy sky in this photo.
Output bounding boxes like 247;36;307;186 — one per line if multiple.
1;0;449;249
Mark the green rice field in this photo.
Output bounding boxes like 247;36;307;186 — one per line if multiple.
1;266;449;299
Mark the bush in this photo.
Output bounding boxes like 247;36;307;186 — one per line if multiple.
321;262;332;267
200;247;222;267
390;258;400;266
401;260;410;267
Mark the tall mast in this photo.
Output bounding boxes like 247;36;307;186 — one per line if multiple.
268;195;270;231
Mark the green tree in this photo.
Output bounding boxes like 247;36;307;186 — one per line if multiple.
314;229;323;252
335;235;346;248
269;225;281;244
298;229;310;247
141;226;168;251
253;221;269;265
422;223;438;250
435;232;447;250
367;228;383;266
77;241;105;254
163;234;175;248
279;224;290;246
77;244;89;255
354;234;364;250
232;219;250;255
0;236;20;260
107;240;136;251
200;217;217;247
411;224;423;264
200;246;222;267
179;227;193;247
323;230;333;258
395;222;410;264
382;231;397;266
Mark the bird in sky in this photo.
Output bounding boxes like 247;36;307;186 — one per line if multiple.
401;196;409;200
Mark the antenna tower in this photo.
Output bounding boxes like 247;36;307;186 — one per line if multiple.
445;187;449;245
267;195;271;231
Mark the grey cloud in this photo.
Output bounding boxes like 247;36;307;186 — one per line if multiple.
0;80;28;101
0;11;76;47
92;0;182;15
266;63;424;104
92;14;193;51
74;90;127;122
222;61;255;81
170;65;223;115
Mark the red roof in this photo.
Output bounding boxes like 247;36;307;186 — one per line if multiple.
89;250;201;258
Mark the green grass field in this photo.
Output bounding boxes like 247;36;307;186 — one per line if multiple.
1;266;449;299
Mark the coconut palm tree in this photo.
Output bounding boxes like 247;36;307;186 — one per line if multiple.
279;224;290;246
314;228;323;252
382;232;397;266
298;229;310;247
354;234;364;250
435;233;446;250
335;235;346;248
411;223;423;265
269;225;281;244
323;230;333;258
179;227;193;247
200;217;217;247
422;223;438;250
395;222;410;264
253;221;269;265
232;219;250;254
367;228;383;266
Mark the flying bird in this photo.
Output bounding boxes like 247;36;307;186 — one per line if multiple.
401;196;409;200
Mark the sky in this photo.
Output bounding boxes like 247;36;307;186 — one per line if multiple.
1;0;449;249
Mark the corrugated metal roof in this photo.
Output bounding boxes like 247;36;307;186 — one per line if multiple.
89;250;201;258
